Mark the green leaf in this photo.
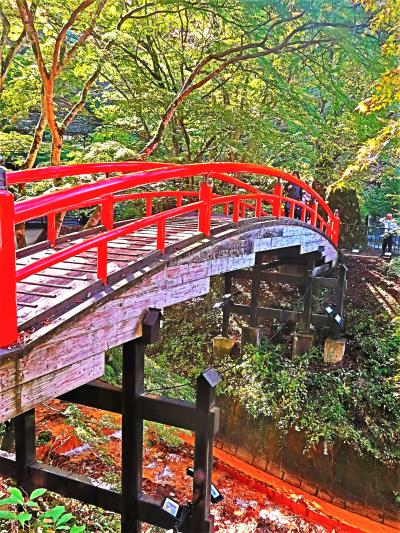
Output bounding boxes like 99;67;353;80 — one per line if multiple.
7;488;24;505
17;512;32;525
0;496;20;505
26;500;41;507
43;505;66;523
0;510;18;520
70;526;86;533
30;488;47;500
56;512;73;526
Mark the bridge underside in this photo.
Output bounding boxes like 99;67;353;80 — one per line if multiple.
0;215;338;422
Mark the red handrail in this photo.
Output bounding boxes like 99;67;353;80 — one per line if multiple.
0;161;340;348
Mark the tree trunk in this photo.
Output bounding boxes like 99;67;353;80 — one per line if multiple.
84;205;102;229
22;109;46;169
15;222;27;248
51;137;63;166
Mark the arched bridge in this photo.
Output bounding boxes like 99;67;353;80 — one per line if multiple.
0;161;340;421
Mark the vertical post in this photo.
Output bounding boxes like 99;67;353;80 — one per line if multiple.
198;178;213;237
15;409;36;493
146;196;152;217
232;198;240;223
176;193;183;208
157;219;166;254
222;273;232;337
0;168;18;348
272;181;282;218
333;263;347;339
101;196;114;230
249;253;262;327
255;196;262;219
301;259;315;333
332;210;340;246
121;339;145;533
97;241;108;284
47;212;57;246
190;368;221;533
310;201;318;227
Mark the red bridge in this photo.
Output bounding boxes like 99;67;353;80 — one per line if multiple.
0;161;340;420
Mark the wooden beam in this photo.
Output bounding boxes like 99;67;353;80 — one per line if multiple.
60;382;197;431
229;303;330;326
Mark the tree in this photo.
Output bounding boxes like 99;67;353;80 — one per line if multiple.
128;2;368;158
0;1;30;93
343;0;399;181
16;0;108;167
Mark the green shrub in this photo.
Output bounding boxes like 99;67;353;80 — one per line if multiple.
0;487;85;532
225;311;400;463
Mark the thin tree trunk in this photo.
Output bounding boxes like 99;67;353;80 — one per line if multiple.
22;109;46;169
15;222;27;248
84;205;102;229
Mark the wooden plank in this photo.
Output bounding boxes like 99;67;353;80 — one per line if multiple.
0;353;104;422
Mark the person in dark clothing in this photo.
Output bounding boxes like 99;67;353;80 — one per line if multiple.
284;171;303;219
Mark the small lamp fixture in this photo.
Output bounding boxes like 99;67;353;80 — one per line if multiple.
186;467;224;504
161;496;180;518
325;306;344;329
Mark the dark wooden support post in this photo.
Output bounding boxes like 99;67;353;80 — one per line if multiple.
300;258;316;333
121;309;162;533
333;263;347;339
190;368;221;533
249;253;262;327
121;339;144;533
222;273;232;337
15;409;36;493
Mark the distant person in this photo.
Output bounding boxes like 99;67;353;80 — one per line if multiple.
284;171;303;219
379;213;398;256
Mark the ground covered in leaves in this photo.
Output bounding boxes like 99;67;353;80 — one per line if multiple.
0;400;329;532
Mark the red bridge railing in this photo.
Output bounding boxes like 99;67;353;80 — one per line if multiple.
0;162;340;348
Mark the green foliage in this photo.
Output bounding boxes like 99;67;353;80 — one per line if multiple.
0;487;85;532
225;312;400;463
145;422;184;449
361;177;400;218
343;0;400;182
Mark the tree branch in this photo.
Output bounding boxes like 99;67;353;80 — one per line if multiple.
60;65;102;134
16;0;48;80
56;0;107;74
52;0;96;76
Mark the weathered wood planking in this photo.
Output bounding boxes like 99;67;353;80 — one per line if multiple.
0;353;104;419
0;217;338;422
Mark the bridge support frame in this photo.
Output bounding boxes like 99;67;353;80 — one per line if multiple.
221;250;347;348
0;309;220;533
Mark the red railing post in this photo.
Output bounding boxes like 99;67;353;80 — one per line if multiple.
47;212;56;246
101;195;114;230
310;201;318;227
198;177;213;237
97;242;108;284
255;197;262;219
0;170;18;348
157;219;166;254
232;198;240;223
272;180;282;218
331;209;340;246
146;197;152;217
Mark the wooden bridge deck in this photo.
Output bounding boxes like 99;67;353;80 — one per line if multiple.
16;216;210;330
